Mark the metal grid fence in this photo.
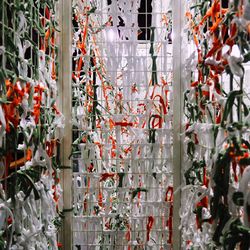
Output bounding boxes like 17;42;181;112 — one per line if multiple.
181;0;250;249
0;0;63;248
71;0;173;249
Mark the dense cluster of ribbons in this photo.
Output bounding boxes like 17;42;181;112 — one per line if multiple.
0;0;63;249
182;0;250;248
72;0;173;248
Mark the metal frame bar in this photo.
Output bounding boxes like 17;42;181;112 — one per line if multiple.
59;0;73;249
172;0;183;249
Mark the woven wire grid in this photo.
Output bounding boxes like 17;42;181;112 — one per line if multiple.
0;0;61;248
71;0;173;249
0;0;58;80
181;0;250;248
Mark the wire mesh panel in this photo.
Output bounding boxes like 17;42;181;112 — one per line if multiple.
71;0;173;249
181;0;250;248
0;0;63;248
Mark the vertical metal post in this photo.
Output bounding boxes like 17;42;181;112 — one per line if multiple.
172;0;183;249
58;0;72;249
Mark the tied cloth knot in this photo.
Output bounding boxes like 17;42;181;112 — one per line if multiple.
146;216;154;241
